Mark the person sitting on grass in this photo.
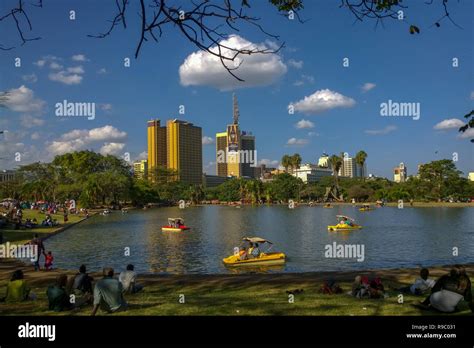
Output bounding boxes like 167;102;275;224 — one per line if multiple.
0;270;32;303
91;268;127;316
368;277;386;299
69;264;94;297
418;266;473;313
119;264;143;294
398;268;435;295
47;274;72;312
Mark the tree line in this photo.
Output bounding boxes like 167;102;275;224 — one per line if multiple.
0;151;472;208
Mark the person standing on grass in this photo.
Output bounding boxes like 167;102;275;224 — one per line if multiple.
91;268;127;316
31;234;45;271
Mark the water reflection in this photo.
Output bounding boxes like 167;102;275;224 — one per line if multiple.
45;205;474;274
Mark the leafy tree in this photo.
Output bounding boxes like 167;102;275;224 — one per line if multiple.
419;160;462;201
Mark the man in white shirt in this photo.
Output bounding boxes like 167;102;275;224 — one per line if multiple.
119;264;143;294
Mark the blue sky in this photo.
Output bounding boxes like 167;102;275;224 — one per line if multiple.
0;0;472;178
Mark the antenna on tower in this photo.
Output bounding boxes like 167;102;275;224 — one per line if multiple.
232;93;239;125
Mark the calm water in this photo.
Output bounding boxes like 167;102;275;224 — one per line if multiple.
45;205;474;274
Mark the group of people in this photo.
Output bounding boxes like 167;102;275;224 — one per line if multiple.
346;266;473;313
0;264;143;315
238;242;261;260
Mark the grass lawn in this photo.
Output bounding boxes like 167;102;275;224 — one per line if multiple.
0;262;472;316
0;209;84;244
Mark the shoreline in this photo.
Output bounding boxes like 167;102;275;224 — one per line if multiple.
1;259;473;316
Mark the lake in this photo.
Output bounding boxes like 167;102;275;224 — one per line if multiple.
45;205;474;274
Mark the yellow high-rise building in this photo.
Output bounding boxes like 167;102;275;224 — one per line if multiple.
166;119;203;185
215;94;256;178
147;120;167;178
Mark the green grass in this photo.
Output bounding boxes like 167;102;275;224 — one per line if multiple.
0;276;472;316
0;210;84;244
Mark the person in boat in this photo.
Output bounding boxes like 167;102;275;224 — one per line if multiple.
250;243;261;259
339;216;354;227
176;219;184;228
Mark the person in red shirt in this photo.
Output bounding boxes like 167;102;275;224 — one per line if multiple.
44;251;54;271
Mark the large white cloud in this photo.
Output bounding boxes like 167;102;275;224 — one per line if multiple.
433;118;465;130
47;125;127;156
179;35;287;91
289;89;356;115
100;142;125;155
2;85;46;113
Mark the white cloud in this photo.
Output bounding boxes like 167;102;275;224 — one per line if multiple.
433;118;465;130
22;73;38;83
31;132;41;140
136;151;148;161
97;68;107;74
459;128;474;139
49;71;83;85
289;89;356;115
470;91;474;100
67;66;84;74
258;159;279;167
361;82;376;92
202;136;214;145
286;138;308;146
179;35;287;91
34;55;61;68
20;115;45;128
50;62;63;70
293;74;315;86
287;59;303;69
47;125;127;156
307;131;318;137
72;54;89;62
365;125;398;135
2;85;46;113
295;119;315;129
100;142;125;155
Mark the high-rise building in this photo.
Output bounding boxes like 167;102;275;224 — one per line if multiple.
147;119;167;176
318;153;330;168
0;170;16;183
167;119;202;185
469;172;474;181
133;160;148;180
215;94;256;178
336;154;366;178
394;163;407;183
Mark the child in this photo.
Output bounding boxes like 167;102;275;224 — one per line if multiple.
44;251;54;271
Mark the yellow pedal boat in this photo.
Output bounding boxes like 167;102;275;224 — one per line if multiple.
161;218;190;232
328;224;363;232
223;237;286;267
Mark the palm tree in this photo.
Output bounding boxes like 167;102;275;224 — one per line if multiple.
281;155;291;173
291;153;302;173
329;155;343;187
355;150;368;179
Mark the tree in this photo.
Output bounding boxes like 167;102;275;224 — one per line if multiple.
355;150;367;178
281;155;291;173
418;160;462;201
291;153;302;173
459;109;474;143
329;155;342;187
268;173;302;202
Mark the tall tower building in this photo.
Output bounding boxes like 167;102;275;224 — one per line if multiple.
167;119;203;185
215;94;256;178
147;119;167;177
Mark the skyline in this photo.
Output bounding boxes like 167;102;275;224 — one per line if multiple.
0;0;473;178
